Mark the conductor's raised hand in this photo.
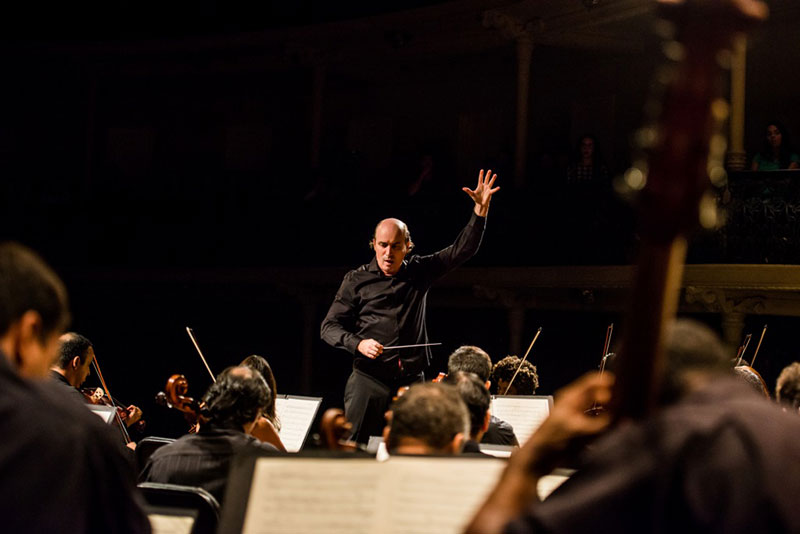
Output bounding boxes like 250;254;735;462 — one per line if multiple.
357;339;384;359
463;169;500;217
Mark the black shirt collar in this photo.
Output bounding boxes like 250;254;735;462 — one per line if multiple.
367;256;408;276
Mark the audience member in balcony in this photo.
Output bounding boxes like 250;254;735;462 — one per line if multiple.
566;134;609;187
465;320;800;534
776;362;800;414
383;382;469;455
491;355;539;396
751;121;800;171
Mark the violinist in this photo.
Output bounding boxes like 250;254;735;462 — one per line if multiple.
140;366;279;504
49;332;94;404
240;354;286;451
321;169;499;443
0;242;150;533
447;345;518;447
465;320;800;534
50;332;143;427
491;355;539;396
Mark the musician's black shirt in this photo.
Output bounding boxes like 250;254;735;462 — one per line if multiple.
505;378;800;534
49;369;87;404
321;212;485;384
139;424;278;504
0;350;150;534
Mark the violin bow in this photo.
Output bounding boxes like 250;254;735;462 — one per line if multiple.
186;327;217;383
749;324;768;368
599;323;614;376
735;333;752;367
91;355;132;444
503;327;542;395
590;324;615;413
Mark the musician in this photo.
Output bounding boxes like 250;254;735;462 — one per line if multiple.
443;371;492;455
49;332;143;426
383;382;469;455
321;170;499;443
49;332;94;403
0;242;150;533
447;345;518;446
776;362;800;413
240;354;286;451
140;365;279;503
491;355;539;396
240;354;280;430
466;320;800;533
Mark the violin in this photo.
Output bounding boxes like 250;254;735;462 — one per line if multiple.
319;408;363;452
155;374;207;432
84;354;144;446
612;0;765;421
82;387;145;431
155;373;288;451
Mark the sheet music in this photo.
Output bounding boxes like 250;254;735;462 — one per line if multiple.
239;456;505;534
490;396;552;444
274;396;321;453
537;471;572;500
148;514;195;534
380;457;505;534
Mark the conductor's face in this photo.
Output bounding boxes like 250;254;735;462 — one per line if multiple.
373;220;410;277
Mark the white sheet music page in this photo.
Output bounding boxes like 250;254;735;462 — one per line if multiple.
274;396;321;453
241;458;382;534
239;456;505;534
379;456;506;534
490;396;552;444
148;514;195;534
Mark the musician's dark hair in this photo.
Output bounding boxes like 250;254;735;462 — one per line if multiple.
241;354;280;430
387;382;469;453
202;366;270;430
758;120;796;169
491;356;539;395
0;242;70;341
443;371;490;439
55;332;93;368
776;362;800;411
448;345;492;383
659;319;731;404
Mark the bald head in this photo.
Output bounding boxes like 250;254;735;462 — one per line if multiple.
371;218;414;276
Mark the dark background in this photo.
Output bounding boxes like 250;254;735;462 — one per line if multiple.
2;0;799;438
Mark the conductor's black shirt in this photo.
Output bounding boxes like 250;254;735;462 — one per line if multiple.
321;212;485;384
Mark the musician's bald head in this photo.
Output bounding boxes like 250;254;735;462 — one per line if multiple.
371;218;414;276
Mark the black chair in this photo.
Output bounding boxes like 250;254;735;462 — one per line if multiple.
138;482;220;534
136;436;174;472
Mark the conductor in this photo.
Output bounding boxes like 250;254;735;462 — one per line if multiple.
321;169;499;442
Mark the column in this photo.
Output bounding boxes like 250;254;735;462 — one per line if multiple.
726;35;747;171
483;11;539;188
311;63;325;170
515;35;534;188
